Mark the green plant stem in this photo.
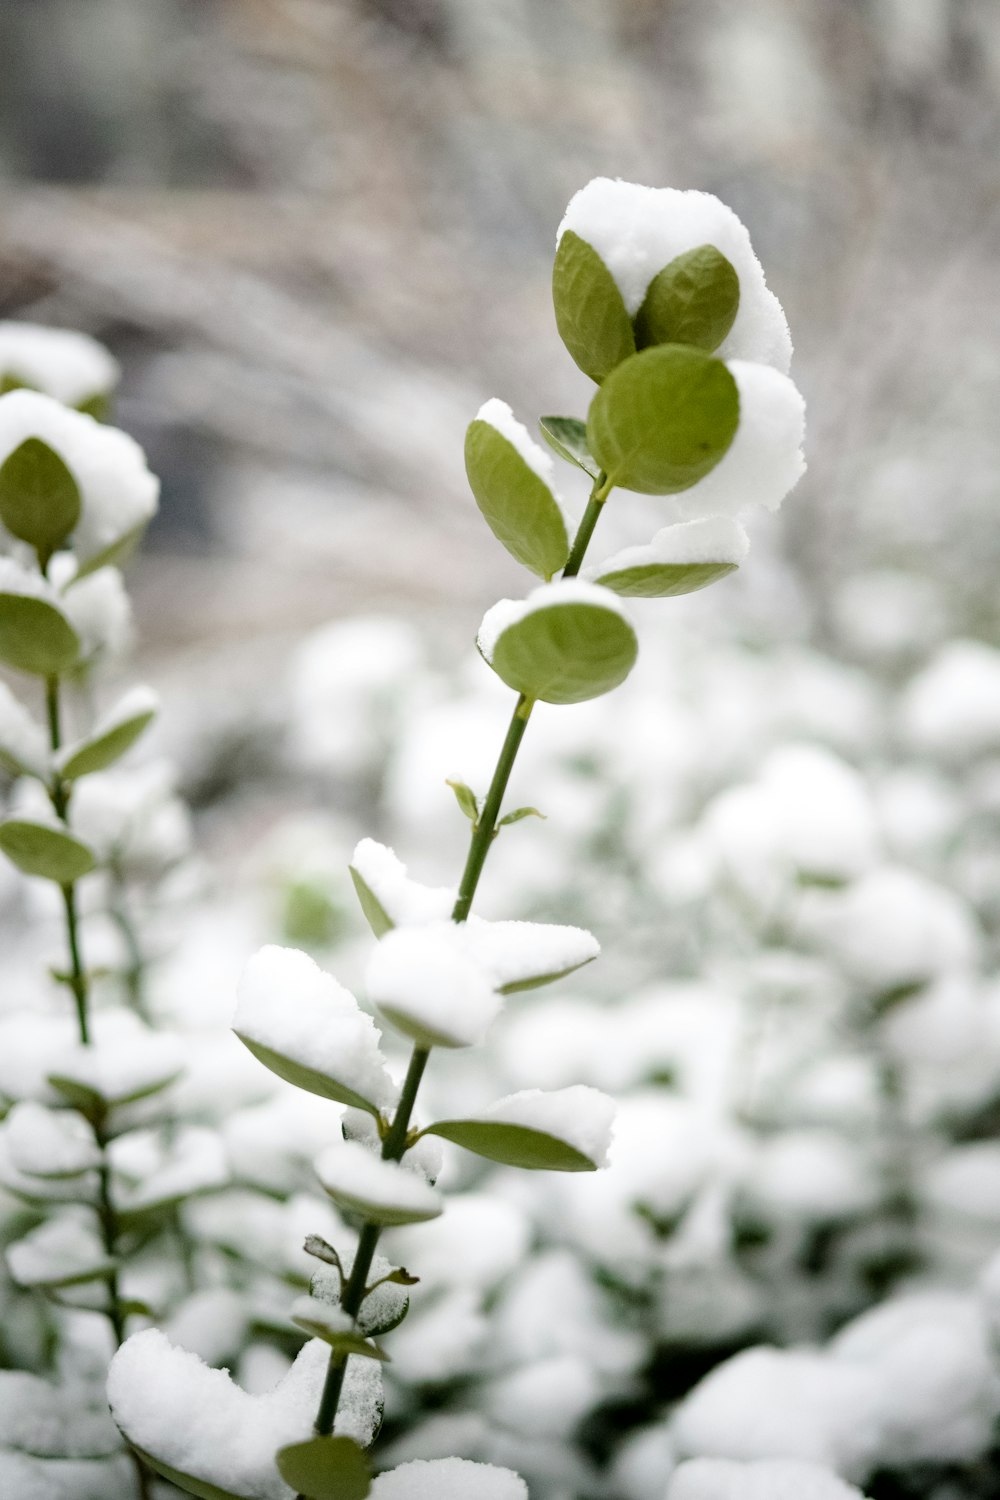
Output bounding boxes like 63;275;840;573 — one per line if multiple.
310;468;613;1444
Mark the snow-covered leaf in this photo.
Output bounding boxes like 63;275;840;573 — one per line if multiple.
589;516;748;598
465;402;569;579
552;230;636;383
290;1297;389;1361
0;818;95;882
370;1458;528;1499
478;581;638;706
365;924;501;1049
6;1213;114;1289
587;345;738;495
348;841;454;933
234;947;396;1117
315;1142;442;1226
424;1086;614;1172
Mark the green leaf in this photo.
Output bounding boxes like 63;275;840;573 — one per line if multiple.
485;597;637;705
126;1446;248;1500
496;806;546;828
587;345;739;495
0;439;81;563
497;956;597;996
233;1033;383;1118
348;865;394;938
291;1306;389;1361
538;416;599;479
446;778;479;823
0;591;80;676
277;1436;371;1500
552;231;636;383
594;559;738;598
425;1118;599;1172
59;699;157;780
634;244;740;353
0;819;95;882
47;1065;180;1113
76;392;111;422
464;419;569;579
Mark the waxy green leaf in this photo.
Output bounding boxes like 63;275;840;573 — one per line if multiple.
552;231;636;383
446;778;479;823
0;819;95;883
486;598;637;705
0;591;80;677
277;1436;371;1500
59;699;157;780
0;438;81;563
538;415;600;478
594;558;738;598
634;244;740;353
425;1117;599;1172
233;1034;384;1118
348;865;394;937
587;345;739;495
465;419;569;579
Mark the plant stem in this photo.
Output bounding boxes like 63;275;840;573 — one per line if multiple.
310;468;613;1442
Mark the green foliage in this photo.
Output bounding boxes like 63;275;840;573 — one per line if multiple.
291;1306;390;1361
0;438;81;565
128;1448;248;1500
538;416;600;478
0;819;95;883
425;1117;600;1171
0;592;80;676
348;865;394;937
277;1437;371;1500
486;599;638;705
552;231;636;383
72;521;145;580
76;392;111;422
446;778;479;823
233;1034;384;1117
319;1173;441;1227
496;805;546;829
634;244;740;353
283;879;347;948
594;558;739;598
465;418;569;578
587;345;739;495
59;702;157;781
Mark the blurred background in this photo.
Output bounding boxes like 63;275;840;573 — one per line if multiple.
2;0;1000;655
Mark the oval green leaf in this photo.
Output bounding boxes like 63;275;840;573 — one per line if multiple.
59;702;157;780
552;231;636;383
486;598;637;705
538;416;599;479
277;1436;371;1500
465;420;569;579
233;1034;383;1118
634;244;740;353
292;1309;389;1361
594;558;739;598
0;592;80;676
425;1118;598;1172
0;819;95;883
587;345;739;495
0;438;81;562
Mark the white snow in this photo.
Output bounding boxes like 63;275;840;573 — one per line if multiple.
668;361;805;520
483;1354;601;1439
472;1085;616;1167
351;839;455;927
588;517;749;582
315;1140;443;1222
673;1345;880;1479
6;1211;113;1288
48;1023;184;1107
0;390;158;566
107;1328;382;1500
4;1101;101;1178
901;640;1000;759
668;1458;866;1500
0;321;119;405
476;399;557;484
799;865;977;992
58;565;133;660
312;1246;411;1337
234;945;397;1109
370;1458;528;1500
0;1369;120;1459
111;1125;229;1214
382;1194;530;1292
0;681;49;777
477;580;634;665
557;177;792;371
0;555;68;606
365;923;502;1048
